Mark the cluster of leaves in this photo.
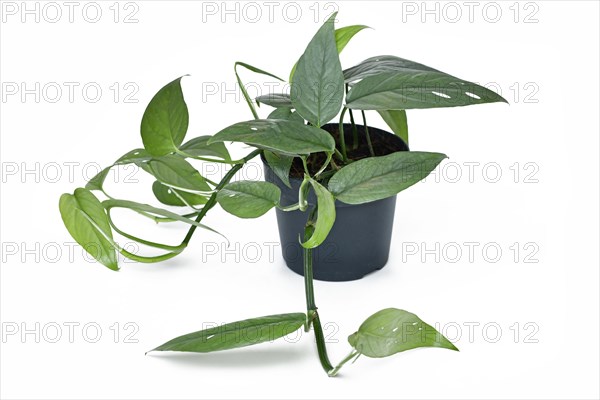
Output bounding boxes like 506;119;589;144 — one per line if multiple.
59;12;506;376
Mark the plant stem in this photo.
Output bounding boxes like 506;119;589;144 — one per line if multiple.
182;149;261;245
328;350;359;377
338;108;349;163
303;210;335;375
361;110;375;157
345;84;358;150
348;108;359;150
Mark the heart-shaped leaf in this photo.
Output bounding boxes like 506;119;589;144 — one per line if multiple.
141;77;189;156
209;119;335;156
217;181;281;218
328;151;447;204
346;70;507;110
301;179;336;249
59;188;118;271
348;308;458;358
291;13;344;127
150;313;305;353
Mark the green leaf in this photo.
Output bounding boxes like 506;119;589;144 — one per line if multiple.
348;308;458;358
378;110;409;145
209;119;335;156
291;13;344;127
141;77;189;156
335;25;369;53
59;188;118;271
344;55;440;83
264;151;293;189
150;313;305;353
179;136;231;160
267;107;304;124
86;167;111;191
301;179;336;249
256;93;293;108
217;181;281;218
146;155;211;193
115;148;152;165
289;24;369;82
152;181;208;207
346;70;508;110
328;151;447;204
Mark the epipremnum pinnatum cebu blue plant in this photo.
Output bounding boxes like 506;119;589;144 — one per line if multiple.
59;13;506;376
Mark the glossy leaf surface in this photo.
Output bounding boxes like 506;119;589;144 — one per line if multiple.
328;152;447;204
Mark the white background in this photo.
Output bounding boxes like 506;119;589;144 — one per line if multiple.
1;1;599;399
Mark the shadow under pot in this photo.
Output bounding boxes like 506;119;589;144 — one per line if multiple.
262;123;409;282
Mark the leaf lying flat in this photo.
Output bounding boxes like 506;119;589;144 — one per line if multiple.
348;308;458;358
150;313;306;353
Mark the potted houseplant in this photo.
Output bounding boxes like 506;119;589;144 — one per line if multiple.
59;13;506;376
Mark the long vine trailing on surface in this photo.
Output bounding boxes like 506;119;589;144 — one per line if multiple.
59;12;506;376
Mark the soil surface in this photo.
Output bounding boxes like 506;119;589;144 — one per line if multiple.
289;123;408;178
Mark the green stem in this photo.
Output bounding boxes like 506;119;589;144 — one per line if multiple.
348;108;359;150
107;210;185;252
314;152;332;178
361;110;375;157
154;212;199;223
278;203;301;212
328;350;359;377
234;61;285;120
181;149;261;246
303;209;334;375
338;108;349;163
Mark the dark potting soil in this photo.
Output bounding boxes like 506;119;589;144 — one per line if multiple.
289;123;408;179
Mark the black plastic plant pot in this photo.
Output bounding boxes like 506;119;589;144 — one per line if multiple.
263;123;409;282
